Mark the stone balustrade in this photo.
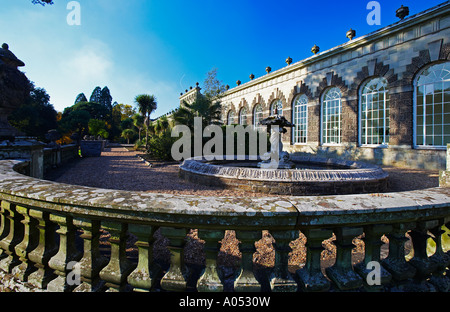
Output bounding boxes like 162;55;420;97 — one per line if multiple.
43;144;79;174
0;159;449;292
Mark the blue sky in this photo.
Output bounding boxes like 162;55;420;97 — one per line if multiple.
0;0;445;116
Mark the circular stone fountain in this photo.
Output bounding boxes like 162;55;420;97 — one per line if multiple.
179;156;389;196
179;113;389;196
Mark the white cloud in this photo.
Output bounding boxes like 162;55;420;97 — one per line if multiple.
60;39;113;86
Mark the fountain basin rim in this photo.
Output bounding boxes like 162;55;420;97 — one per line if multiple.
179;155;389;183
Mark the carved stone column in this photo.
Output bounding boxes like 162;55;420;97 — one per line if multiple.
0;201;24;273
27;209;58;289
11;205;40;281
428;221;450;291
234;230;261;292
408;221;439;291
297;228;332;292
47;214;82;292
325;227;364;291
99;222;136;292
196;229;225;292
160;227;189;292
382;222;417;288
127;224;162;292
354;224;392;291
0;201;11;256
270;230;297;292
73;218;108;292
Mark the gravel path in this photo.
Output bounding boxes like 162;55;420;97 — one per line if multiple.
46;146;440;195
45;147;268;197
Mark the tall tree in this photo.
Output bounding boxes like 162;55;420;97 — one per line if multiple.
203;68;227;100
89;86;102;104
74;93;87;105
135;94;157;148
32;0;53;5
8;83;58;141
99;86;113;112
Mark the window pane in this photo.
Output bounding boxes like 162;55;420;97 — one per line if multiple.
415;62;450;146
360;78;389;144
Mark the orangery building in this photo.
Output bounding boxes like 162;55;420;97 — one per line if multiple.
180;2;450;170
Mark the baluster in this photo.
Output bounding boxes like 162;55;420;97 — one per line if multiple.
99;222;136;292
0;200;11;256
445;221;450;280
73;218;108;292
297;228;332;292
27;209;58;289
11;205;40;281
234;230;261;292
408;221;438;291
381;222;417;288
270;230;298;292
325;227;363;291
354;225;392;291
47;214;82;292
0;201;24;273
196;229;225;292
127;224;162;292
160;227;189;292
428;220;450;291
409;221;438;277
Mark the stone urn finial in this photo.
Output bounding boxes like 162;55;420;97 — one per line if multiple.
249;73;255;80
346;28;356;40
396;5;409;20
225;84;230;90
311;44;320;55
285;57;292;65
266;66;271;74
236;80;241;86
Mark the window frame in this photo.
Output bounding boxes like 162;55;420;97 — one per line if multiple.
413;62;450;150
227;110;235;125
239;107;248;126
253;104;264;131
292;94;308;145
270;99;283;116
358;77;390;148
320;87;342;146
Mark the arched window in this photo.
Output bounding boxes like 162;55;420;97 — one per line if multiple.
270;99;283;116
293;94;308;144
227;110;235;125
414;62;450;148
360;77;390;145
321;87;342;145
239;107;247;125
253;104;263;131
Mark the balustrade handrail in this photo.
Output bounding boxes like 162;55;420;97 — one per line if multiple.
0;158;449;293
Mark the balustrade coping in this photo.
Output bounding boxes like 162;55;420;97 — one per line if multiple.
0;159;449;231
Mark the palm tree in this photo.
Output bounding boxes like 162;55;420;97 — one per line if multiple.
121;128;135;144
173;96;222;131
132;113;145;142
135;94;157;148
